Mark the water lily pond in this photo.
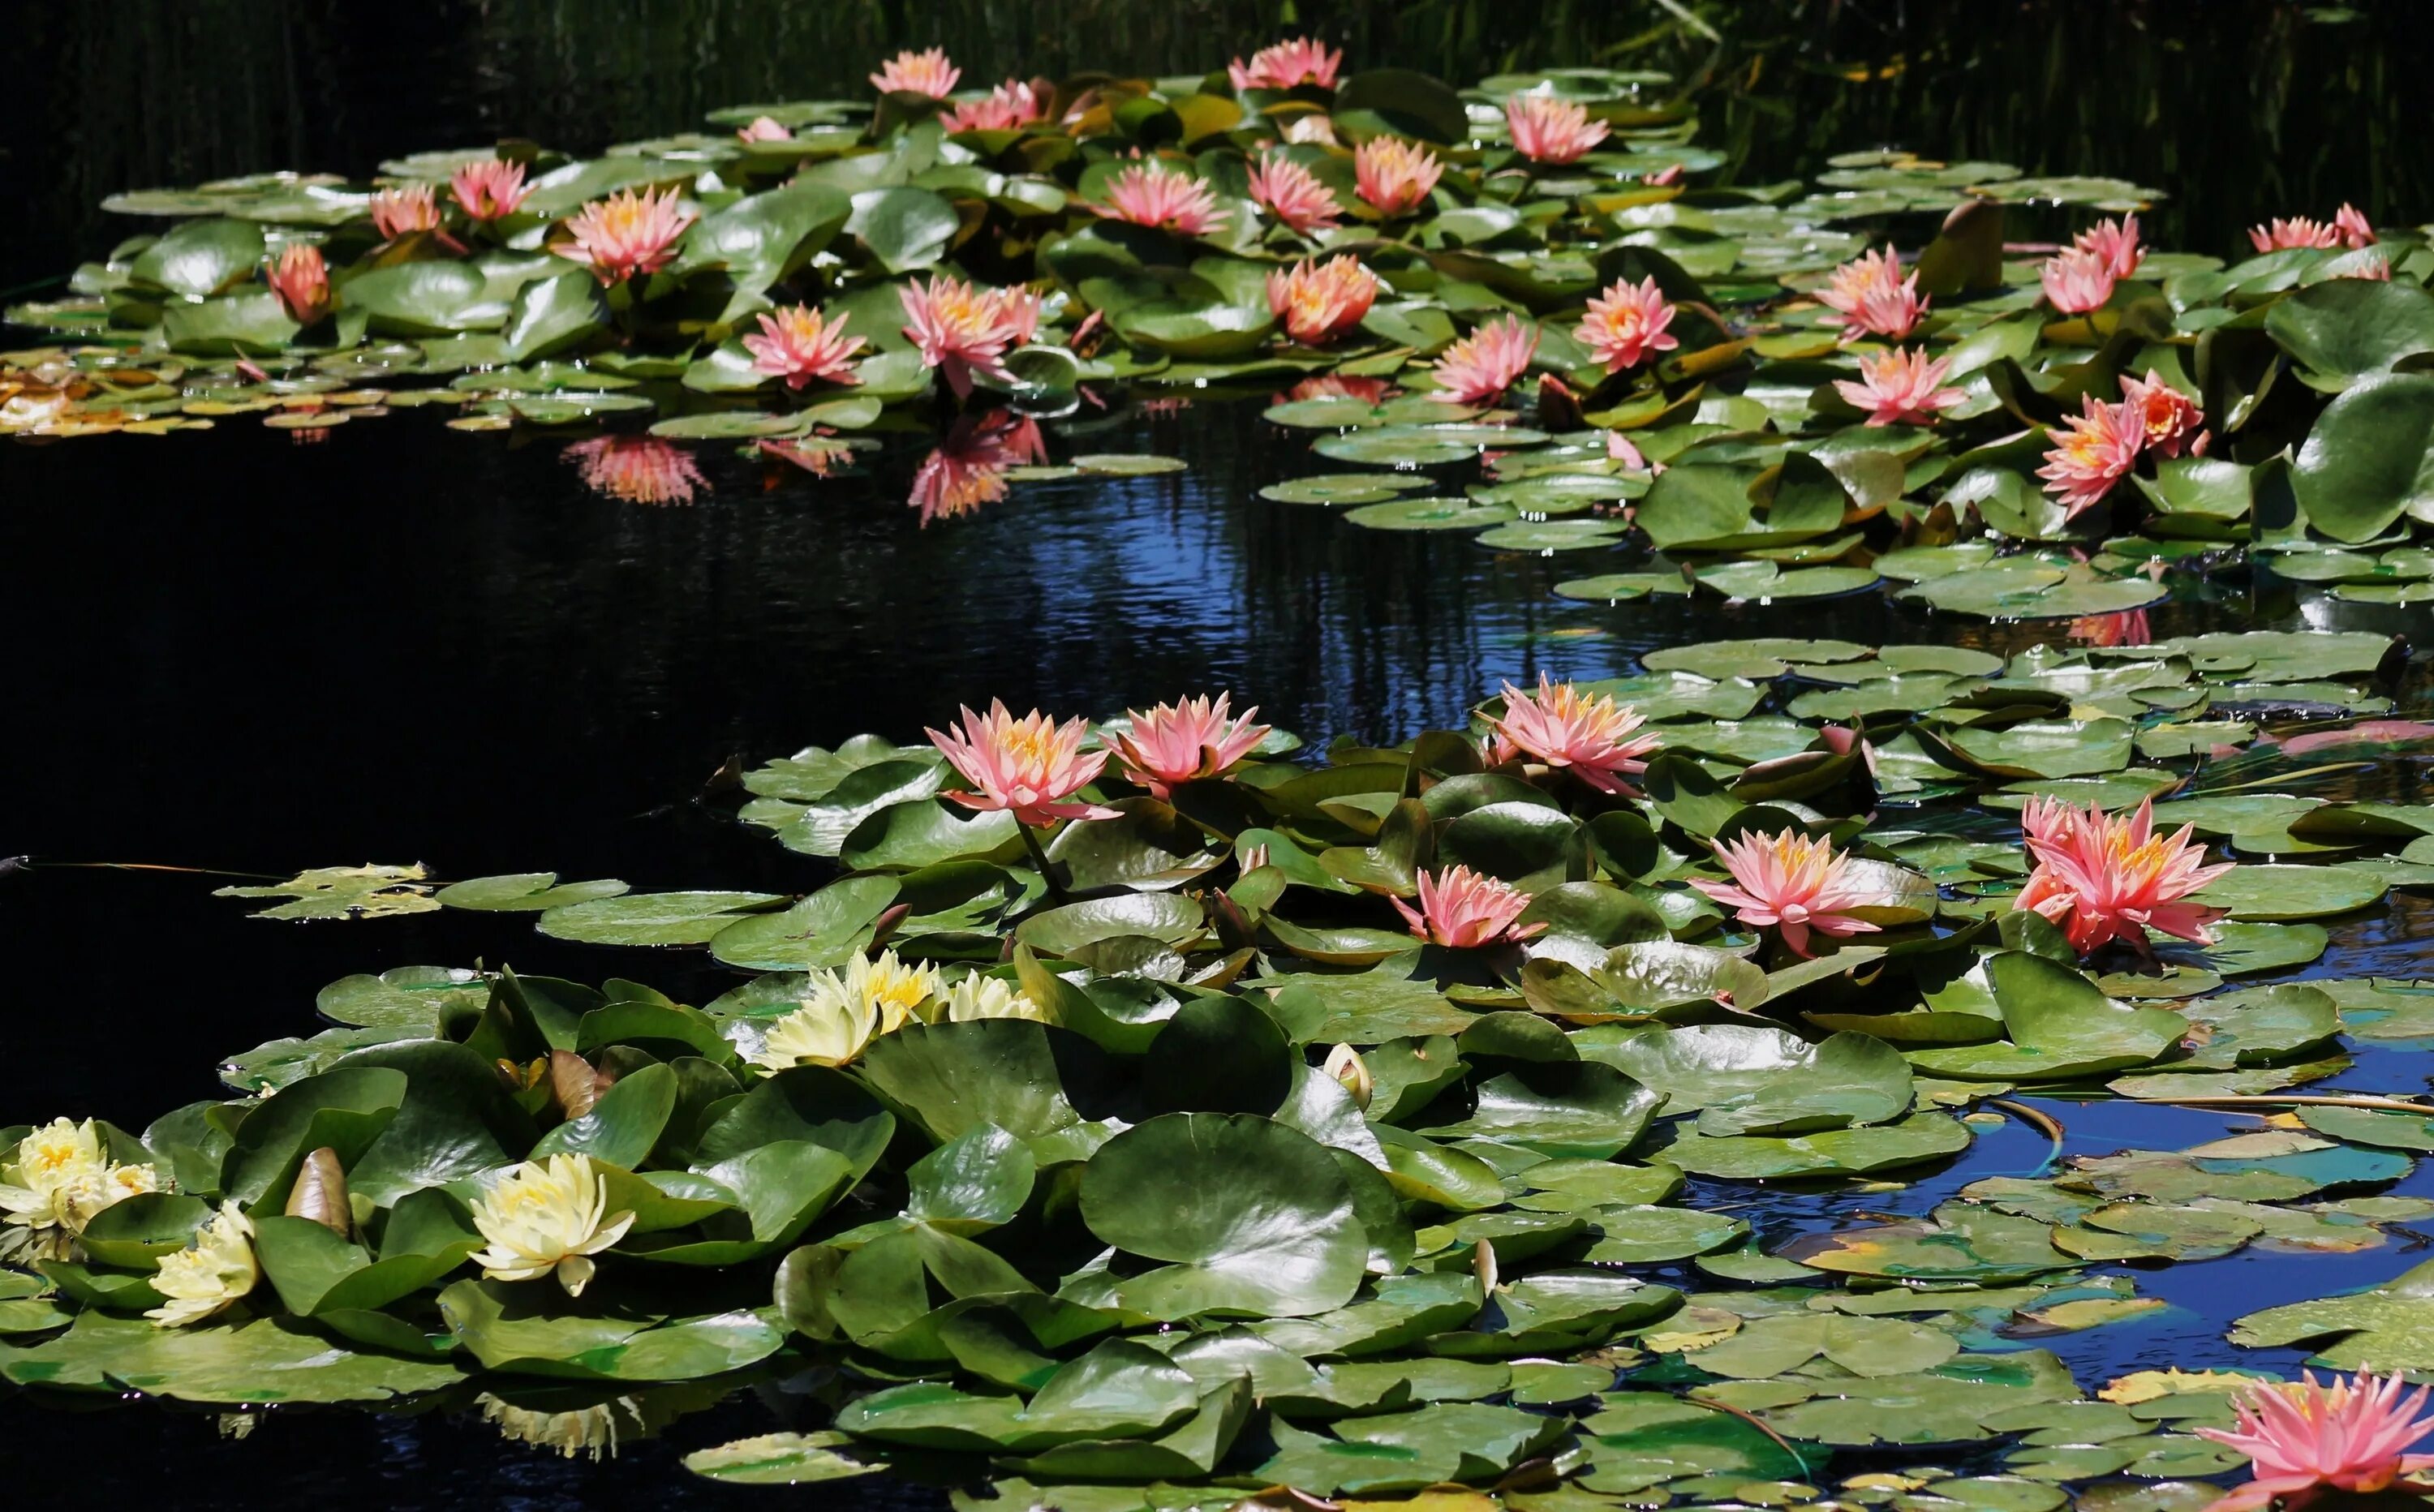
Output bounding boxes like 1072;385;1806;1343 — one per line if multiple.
8;3;2434;1510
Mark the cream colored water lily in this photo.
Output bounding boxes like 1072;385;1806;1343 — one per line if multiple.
933;973;1049;1024
0;1117;165;1238
146;1202;258;1328
743;949;941;1072
467;1153;634;1297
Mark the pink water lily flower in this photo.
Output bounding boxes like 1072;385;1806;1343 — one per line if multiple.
1692;830;1881;959
450;159;530;221
900;273;1030;397
565;436;707;506
736;115;793;144
2250;215;2344;252
1391;865;1546;949
2016;796;2233;957
1504;93;1609;165
871;48;960;98
561;187;696;285
1834;347;1965;426
369;184;441;242
2041;247;2117;314
2119;369;2208;457
2036;395;2144;518
266;244;329;323
1578;276;1679;373
1228;37;1344;92
2196;1370;2434;1512
1111;694;1271;795
1090;162;1229;237
1489;675;1661;793
2069;608;2151;649
940;81;1044;133
1354;138;1443;217
2334;201;2376;247
2073;214;2145;279
1248;152;1344;234
1267;256;1377;345
742;305;866;389
927;701;1117;827
1428;315;1539;404
1818;247;1926;342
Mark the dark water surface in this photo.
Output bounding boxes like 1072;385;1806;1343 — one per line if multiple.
5;1;2434;1502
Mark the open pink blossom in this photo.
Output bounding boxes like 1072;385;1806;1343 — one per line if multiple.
1834;347;1964;426
1354;138;1443;217
871;48;960;98
899;274;1029;397
370;184;441;242
1228;37;1343;92
561;187;696;285
1267;256;1376;345
1692;831;1881;958
2195;1371;2434;1512
1578;276;1679;373
449;159;530;221
1248;152;1343;234
2036;395;2144;518
2015;796;2234;957
1391;866;1546;949
2041;247;2117;314
1490;675;1661;793
2334;201;2376;247
926;702;1116;827
1427;315;1538;404
2250;216;2343;252
565;436;707;505
1111;694;1271;795
2119;369;2208;457
1817;247;1926;341
1504;93;1608;165
266;244;329;323
742;305;865;389
940;81;1044;133
1090;163;1228;237
2073;214;2145;279
737;116;793;144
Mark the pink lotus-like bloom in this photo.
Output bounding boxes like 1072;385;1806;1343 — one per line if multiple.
2195;1371;2434;1512
266;244;329;323
1645;163;1684;187
2036;395;2144;518
1504;93;1609;165
1834;347;1965;426
940;81;1044;133
450;159;530;221
370;184;441;241
737;116;793;144
2041;247;2116;314
742;305;866;389
2334;202;2376;247
565;436;707;506
1692;831;1881;959
2069;609;2152;649
1428;315;1539;404
2074;214;2145;279
871;48;960;98
1577;276;1679;373
1228;37;1344;92
1267;256;1376;345
1490;675;1661;794
1111;694;1271;795
1818;247;1927;341
1391;865;1546;949
2119;369;2208;458
1248;152;1344;234
927;701;1118;827
561;187;696;285
2347;251;2395;281
1090;163;1229;237
1354;138;1443;217
2250;216;2344;253
900;274;1033;397
2015;796;2234;956
906;411;1039;525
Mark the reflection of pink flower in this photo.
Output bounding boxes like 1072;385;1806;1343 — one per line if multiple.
561;187;696;285
450;160;530;221
266;244;329;323
1248;152;1343;234
737;116;793;144
1090;163;1228;237
370;185;441;241
2068;609;2151;648
2016;797;2233;957
2347;252;2395;281
1490;675;1660;794
927;701;1117;827
742;305;866;389
2334;202;2376;248
1818;247;1925;341
1267;256;1376;345
2197;1371;2434;1512
1692;831;1880;958
1427;315;1538;404
1504;94;1609;165
2119;369;2208;457
2073;215;2144;278
2037;395;2144;518
2250;216;2343;252
1834;347;1964;426
1228;37;1344;92
871;48;960;98
900;274;1030;398
906;411;1036;524
1112;694;1271;796
2041;247;2116;314
940;81;1044;133
1391;866;1545;949
565;436;707;505
759;434;853;477
1275;373;1391;406
1577;276;1679;372
1354;138;1443;216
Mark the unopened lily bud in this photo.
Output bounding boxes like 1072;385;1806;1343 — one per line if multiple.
1323;1043;1373;1110
286;1146;352;1239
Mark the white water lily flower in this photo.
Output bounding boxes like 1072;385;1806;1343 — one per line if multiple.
0;1117;166;1235
146;1201;258;1328
828;949;944;1033
748;995;879;1071
467;1153;635;1297
937;973;1049;1024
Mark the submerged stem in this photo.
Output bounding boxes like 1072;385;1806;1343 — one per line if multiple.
2122;1091;2434;1118
1990;1097;2066;1175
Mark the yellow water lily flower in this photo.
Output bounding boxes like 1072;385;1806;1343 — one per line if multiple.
749;996;878;1070
742;949;942;1072
0;1117;166;1237
146;1201;258;1328
830;949;943;1033
467;1153;635;1297
935;973;1049;1024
